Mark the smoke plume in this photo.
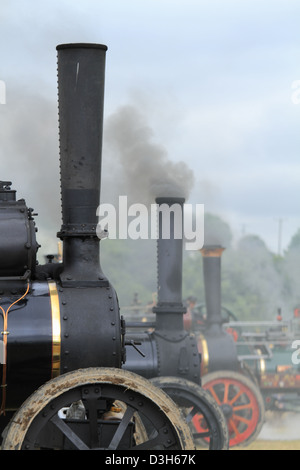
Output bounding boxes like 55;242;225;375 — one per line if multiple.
103;105;194;205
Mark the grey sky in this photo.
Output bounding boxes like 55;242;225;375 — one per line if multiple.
1;0;300;254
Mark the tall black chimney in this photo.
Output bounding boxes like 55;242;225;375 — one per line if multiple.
198;245;239;372
124;196;200;383
56;43;107;286
201;245;224;327
153;197;186;331
151;197;200;381
54;44;123;372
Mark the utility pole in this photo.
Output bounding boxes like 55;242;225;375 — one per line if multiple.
277;218;283;256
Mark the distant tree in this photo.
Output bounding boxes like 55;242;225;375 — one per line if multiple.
282;228;300;312
221;235;285;320
286;228;300;251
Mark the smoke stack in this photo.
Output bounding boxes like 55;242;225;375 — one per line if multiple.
200;245;225;327
153;196;186;331
56;43;107;285
124;196;200;382
198;245;239;372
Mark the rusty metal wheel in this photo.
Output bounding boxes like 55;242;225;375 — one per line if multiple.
1;368;195;450
197;371;265;448
150;376;229;450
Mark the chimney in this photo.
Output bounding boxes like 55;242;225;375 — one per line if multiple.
199;245;239;372
56;43;107;286
153;197;186;331
200;245;225;328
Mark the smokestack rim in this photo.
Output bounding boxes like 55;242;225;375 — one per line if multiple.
56;43;108;51
200;245;225;257
155;196;185;206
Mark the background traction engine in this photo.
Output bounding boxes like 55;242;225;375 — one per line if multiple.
191;246;300;445
124;199;228;450
0;43;195;451
185;245;266;448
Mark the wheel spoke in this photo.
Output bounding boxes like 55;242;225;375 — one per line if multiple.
228;389;243;406
233;403;252;412
223;382;229;403
207;385;221;405
83;395;100;448
50;413;90;450
228;417;240;438
185;406;199;423
232;413;251;425
108;405;135;450
193;431;211;439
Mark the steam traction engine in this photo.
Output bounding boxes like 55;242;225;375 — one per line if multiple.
0;43;197;450
186;245;300;448
124;199;228;450
190;246;265;448
193;247;300;446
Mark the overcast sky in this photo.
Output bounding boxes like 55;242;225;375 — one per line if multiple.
1;0;300;255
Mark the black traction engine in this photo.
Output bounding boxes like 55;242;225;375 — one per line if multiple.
0;44;195;451
0;43;229;451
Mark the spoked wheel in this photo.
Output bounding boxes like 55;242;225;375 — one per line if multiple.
150;376;229;450
1;368;195;450
196;371;265;448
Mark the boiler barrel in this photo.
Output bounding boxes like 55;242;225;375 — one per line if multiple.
0;278;122;411
0;281;55;410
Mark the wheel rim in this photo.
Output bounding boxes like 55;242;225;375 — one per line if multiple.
150;376;229;450
193;373;263;447
1;368;194;450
